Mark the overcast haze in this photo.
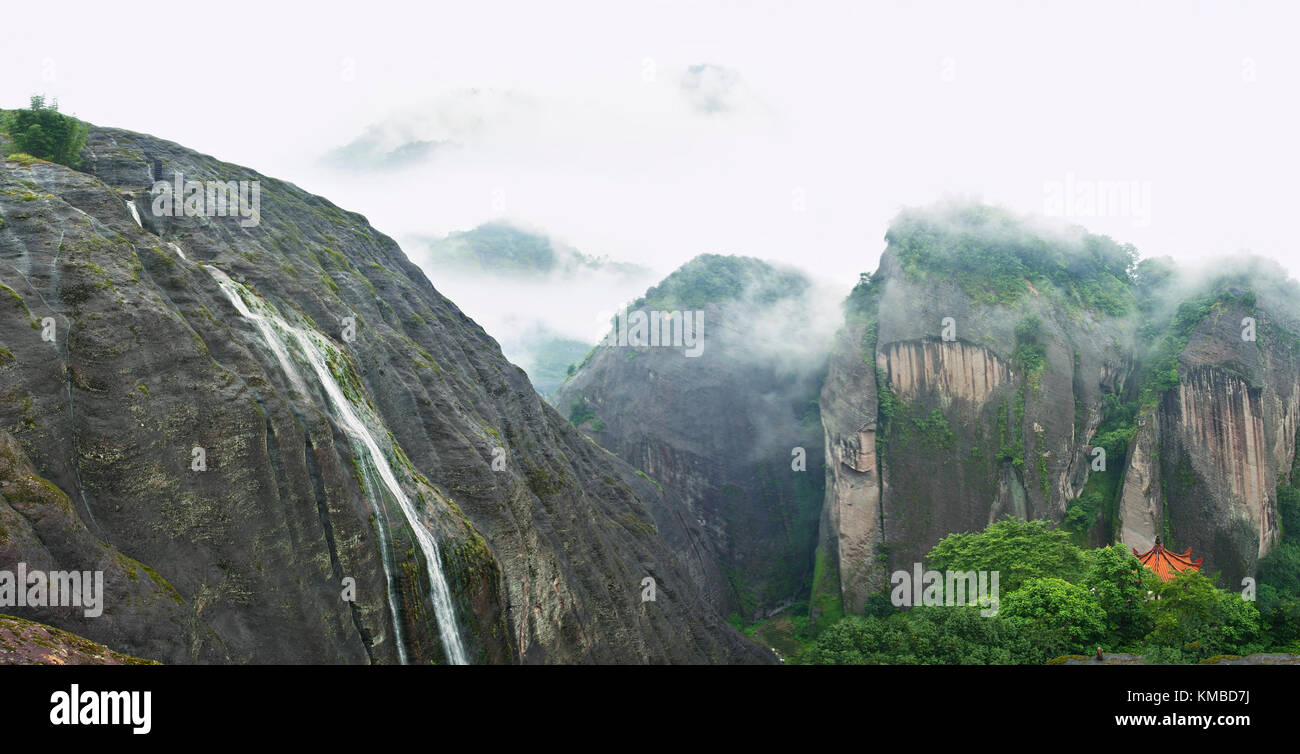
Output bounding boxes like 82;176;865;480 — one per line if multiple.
4;0;1298;294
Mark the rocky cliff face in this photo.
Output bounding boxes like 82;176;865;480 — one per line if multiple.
820;234;1134;613
0;126;768;664
1119;294;1300;585
816;315;883;614
553;256;828;619
817;205;1300;615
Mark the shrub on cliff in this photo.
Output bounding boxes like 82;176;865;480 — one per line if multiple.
1;96;87;169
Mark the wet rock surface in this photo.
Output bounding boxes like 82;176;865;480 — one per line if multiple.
0;128;768;664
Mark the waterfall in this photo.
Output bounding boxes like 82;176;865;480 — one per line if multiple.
125;200;142;228
205;265;469;665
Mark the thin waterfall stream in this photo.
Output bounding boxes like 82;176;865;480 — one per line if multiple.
205;265;469;665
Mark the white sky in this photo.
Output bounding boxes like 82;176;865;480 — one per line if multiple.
4;0;1298;296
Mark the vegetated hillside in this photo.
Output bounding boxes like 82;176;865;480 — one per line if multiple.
0;122;769;664
555;254;832;621
627;253;810;311
816;201;1300;627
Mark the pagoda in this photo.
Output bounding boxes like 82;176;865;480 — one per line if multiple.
1132;537;1203;581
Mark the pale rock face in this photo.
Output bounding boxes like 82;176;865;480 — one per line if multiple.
1118;414;1161;554
1177;371;1271;548
1119;311;1300;582
877;340;1010;406
1168;367;1293;564
824;334;1019;613
819;244;1141;612
825;426;882;614
818;317;883;614
1121;367;1283;570
820;229;1299;613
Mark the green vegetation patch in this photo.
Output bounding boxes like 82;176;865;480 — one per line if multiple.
430;222;558;273
632;254;809;311
566;397;602;430
1;96;88;169
799;517;1267;664
808;544;844;631
886;202;1136;315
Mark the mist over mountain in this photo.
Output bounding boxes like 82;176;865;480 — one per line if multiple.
6;7;1300;747
400;222;657;396
1;108;1297;668
555;255;841;624
406;221;652;279
550;202;1300;662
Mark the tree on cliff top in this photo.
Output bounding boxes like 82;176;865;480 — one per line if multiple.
2;96;88;169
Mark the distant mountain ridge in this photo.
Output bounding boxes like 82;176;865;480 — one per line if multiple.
406;222;651;279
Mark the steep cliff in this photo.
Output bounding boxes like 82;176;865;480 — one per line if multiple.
1118;267;1300;586
819;204;1138;614
818;204;1300;617
0;125;768;664
554;255;829;619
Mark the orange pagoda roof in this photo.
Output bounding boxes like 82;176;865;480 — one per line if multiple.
1132;538;1203;582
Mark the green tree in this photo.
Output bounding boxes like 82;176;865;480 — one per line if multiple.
798;614;872;664
798;608;1050;665
926;517;1089;593
1142;569;1261;661
1063;491;1101;533
2;95;88;168
999;577;1107;649
1014;314;1042;343
1082;545;1156;644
